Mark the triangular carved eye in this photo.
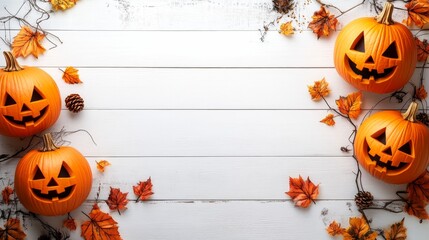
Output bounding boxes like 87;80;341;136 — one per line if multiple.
372;129;386;145
5;93;16;106
31;87;44;102
382;42;398;59
58;162;71;178
33;166;45;180
399;141;412;155
353;33;365;52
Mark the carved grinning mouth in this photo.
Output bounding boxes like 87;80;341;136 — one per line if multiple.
4;107;48;126
348;58;395;81
32;185;75;201
367;147;407;171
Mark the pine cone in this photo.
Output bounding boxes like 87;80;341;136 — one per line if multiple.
354;191;374;209
273;0;293;14
65;94;84;113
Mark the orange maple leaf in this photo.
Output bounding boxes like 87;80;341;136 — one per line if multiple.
12;26;46;58
133;177;154;202
384;218;407;240
106;187;129;215
62;66;83;84
343;216;377;240
96;160;111;172
285;175;319;208
50;0;78;11
63;217;77;231
405;200;429;220
320;113;335;126
335;91;362;119
326;220;345;236
308;6;338;39
416;37;429;62
404;0;429;28
415;85;428;100
81;204;122;240
308;78;330;101
279;21;294;36
1;186;13;205
407;171;429;204
0;218;26;240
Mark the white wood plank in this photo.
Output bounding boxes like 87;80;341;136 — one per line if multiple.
0;110;362;157
0;157;409;200
18;201;428;240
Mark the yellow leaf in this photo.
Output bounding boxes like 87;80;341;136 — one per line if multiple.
96;160;111;172
320;113;335;126
279;21;294;36
62;67;83;84
12;26;46;58
308;78;330;101
326;220;345;236
335;92;362;119
50;0;78;11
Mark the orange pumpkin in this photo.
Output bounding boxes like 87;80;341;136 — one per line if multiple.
334;2;416;94
0;52;61;137
355;102;429;184
14;133;92;216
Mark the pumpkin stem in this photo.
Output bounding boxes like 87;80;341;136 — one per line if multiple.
402;101;419;122
375;2;395;25
41;133;59;152
3;51;23;72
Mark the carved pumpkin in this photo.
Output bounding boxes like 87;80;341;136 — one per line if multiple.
334;2;416;94
14;133;92;216
355;102;429;184
0;52;61;137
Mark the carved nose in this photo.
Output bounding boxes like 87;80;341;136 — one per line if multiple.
47;178;58;187
21;104;30;112
365;56;374;63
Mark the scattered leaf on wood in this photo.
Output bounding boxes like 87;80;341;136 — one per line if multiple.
81;204;122;240
415;85;428;100
1;186;13;205
335;91;362;119
279;21;294;36
0;218;26;240
106;187;129;214
96;160;111;172
416;37;429;62
308;78;330;101
405;200;429;220
308;6;338;39
133;177;154;202
63;218;77;231
320;113;335;126
50;0;78;11
326;220;345;236
285;175;319;208
62;67;82;84
343;216;377;240
12;26;46;58
407;171;429;204
384;218;407;240
404;0;429;28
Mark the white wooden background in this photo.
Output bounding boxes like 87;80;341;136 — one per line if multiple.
0;0;428;239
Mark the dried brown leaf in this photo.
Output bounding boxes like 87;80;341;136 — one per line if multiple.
1;186;13;205
62;66;82;84
384;218;407;240
106;187;129;214
133;177;154;201
404;0;429;28
326;220;345;236
308;78;330;101
81;204;122;240
0;218;26;240
285;175;319;208
308;6;338;39
335;92;362;119
343;216;377;240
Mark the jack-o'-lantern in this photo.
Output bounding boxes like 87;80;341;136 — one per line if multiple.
355;102;429;184
14;133;92;216
334;2;416;94
0;52;61;137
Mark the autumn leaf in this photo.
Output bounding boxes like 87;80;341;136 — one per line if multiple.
62;67;83;84
404;0;429;28
1;186;13;205
81;204;122;240
416;37;429;62
335;91;362;119
133;177;154;202
12;26;46;58
407;171;429;204
405;200;429;220
0;218;26;240
343;216;377;240
279;21;294;36
308;6;338;39
106;187;129;215
308;78;330;101
384;218;407;240
50;0;78;11
326;220;345;236
96;160;111;172
320;113;335;126
415;85;428;100
63;217;77;231
285;175;319;208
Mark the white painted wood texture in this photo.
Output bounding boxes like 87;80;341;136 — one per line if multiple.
0;0;428;239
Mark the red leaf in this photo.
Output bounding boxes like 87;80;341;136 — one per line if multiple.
133;177;154;202
407;171;429;204
1;186;13;205
405;200;429;220
63;218;77;231
81;204;122;240
0;218;26;240
106;187;129;214
285;175;319;208
308;6;338;39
